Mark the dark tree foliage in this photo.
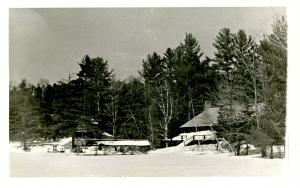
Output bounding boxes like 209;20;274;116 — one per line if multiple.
212;28;264;155
139;52;166;148
258;16;287;152
77;55;113;134
116;78;147;139
213;28;237;75
9;80;43;148
212;17;287;157
50;79;85;138
140;33;218;147
171;34;218;136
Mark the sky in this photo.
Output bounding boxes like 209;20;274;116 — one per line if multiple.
9;7;285;85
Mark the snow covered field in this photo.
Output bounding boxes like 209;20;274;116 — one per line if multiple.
10;145;283;177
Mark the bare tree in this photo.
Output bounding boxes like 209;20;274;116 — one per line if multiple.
111;84;119;137
156;80;174;147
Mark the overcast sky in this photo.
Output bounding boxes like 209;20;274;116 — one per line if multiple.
9;8;285;84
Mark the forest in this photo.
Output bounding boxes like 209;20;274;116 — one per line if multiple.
9;16;287;157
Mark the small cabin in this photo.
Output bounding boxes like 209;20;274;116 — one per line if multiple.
178;107;218;146
163;106;219;147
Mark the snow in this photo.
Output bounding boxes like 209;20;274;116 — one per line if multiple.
149;145;225;155
10;151;283;177
102;132;113;137
9;141;24;153
172;131;216;141
58;137;72;146
98;140;150;146
10;143;283;177
270;145;285;153
9;137;73;153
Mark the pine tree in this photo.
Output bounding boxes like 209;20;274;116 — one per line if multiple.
118;77;147;139
258;16;287;158
140;52;165;148
140;34;218;147
77;55;113;134
51;79;84;138
213;28;237;76
213;29;265;155
9;80;43;149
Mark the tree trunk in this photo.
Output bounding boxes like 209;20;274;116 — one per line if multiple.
246;143;249;155
261;145;267;158
188;85;191;120
148;106;154;150
236;143;240;156
72;136;75;149
97;91;100;113
270;144;274;159
253;78;260;130
164;120;169;148
95;146;98;156
111;88;118;138
23;140;27;150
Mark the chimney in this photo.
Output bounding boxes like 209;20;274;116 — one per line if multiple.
204;101;211;110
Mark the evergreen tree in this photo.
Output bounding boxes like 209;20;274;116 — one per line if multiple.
33;80;55;139
213;29;264;155
258;16;287;157
51;79;84;138
140;34;218;147
213;28;237;75
9;80;43;149
140;52;165;148
117;77;147;139
77;55;113;134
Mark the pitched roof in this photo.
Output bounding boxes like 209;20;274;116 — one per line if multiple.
180;107;219;128
180;103;265;128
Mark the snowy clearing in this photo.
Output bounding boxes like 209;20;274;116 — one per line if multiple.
10;143;283;177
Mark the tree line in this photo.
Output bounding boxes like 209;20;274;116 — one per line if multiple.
9;17;287;157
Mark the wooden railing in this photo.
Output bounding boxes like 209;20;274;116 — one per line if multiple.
183;135;207;146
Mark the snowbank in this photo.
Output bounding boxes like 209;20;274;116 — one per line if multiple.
149;144;231;156
9;142;24;153
57;137;72;146
9;137;73;153
97;140;150;146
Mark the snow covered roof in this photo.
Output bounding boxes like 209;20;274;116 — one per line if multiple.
179;103;265;129
97;140;150;146
180;108;219;128
102;132;113;137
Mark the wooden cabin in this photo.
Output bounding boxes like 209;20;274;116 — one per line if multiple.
163;106;219;147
